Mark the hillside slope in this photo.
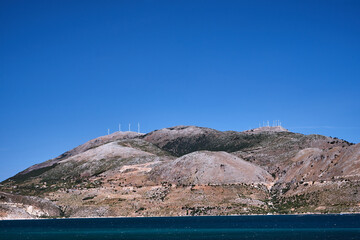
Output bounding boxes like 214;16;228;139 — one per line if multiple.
0;126;359;219
151;151;273;185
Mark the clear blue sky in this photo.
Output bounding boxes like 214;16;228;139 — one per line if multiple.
1;0;359;181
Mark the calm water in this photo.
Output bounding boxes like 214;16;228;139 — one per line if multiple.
1;214;360;240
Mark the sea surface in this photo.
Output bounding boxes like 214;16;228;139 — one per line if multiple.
0;214;360;240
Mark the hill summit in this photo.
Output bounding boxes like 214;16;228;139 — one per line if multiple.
1;125;359;219
244;126;289;133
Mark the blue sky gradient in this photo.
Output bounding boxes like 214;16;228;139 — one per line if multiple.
0;0;359;181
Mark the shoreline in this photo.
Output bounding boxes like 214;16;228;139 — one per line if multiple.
2;212;360;221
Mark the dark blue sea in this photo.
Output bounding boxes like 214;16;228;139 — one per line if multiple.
1;214;360;240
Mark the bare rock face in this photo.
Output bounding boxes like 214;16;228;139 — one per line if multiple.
0;192;62;219
152;151;273;185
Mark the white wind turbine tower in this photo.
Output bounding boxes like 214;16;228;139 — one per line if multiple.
129;123;131;132
138;123;140;134
119;124;121;132
107;129;110;135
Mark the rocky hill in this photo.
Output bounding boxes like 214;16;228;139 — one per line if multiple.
0;125;359;219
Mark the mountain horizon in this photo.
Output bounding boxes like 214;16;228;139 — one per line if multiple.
1;125;359;219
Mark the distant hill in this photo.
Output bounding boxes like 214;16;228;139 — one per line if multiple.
1;125;359;219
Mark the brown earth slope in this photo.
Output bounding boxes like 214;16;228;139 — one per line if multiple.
0;191;62;219
151;151;273;185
